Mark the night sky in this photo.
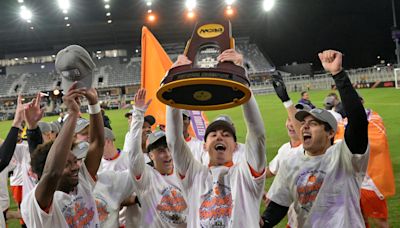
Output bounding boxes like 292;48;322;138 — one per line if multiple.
246;0;398;69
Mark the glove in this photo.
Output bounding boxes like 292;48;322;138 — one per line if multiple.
271;72;290;102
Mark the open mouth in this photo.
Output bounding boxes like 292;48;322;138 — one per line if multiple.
164;159;172;164
303;133;312;144
215;143;226;152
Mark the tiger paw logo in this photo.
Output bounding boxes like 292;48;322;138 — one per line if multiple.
64;201;95;227
296;170;326;212
199;183;232;227
156;186;187;224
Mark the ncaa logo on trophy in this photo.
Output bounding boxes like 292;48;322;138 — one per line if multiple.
157;20;251;111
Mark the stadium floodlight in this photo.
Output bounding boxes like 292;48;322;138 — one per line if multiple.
104;0;110;2
106;12;111;16
187;11;195;19
57;0;70;12
225;0;235;5
18;0;24;3
66;23;70;27
20;6;32;21
147;13;155;22
146;1;152;7
263;0;275;12
104;4;110;9
185;0;197;11
107;19;112;23
64;16;69;20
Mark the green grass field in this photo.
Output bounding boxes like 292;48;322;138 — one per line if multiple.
1;88;399;227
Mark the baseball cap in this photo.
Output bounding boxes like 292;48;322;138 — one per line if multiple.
144;115;156;126
72;141;89;159
182;110;190;118
147;130;166;147
104;127;115;141
75;118;89;134
205;115;236;142
295;108;338;133
55;45;96;92
125;110;133;118
38;122;52;133
323;96;336;109
295;103;312;112
50;122;60;134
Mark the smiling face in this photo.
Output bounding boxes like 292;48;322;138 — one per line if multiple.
286;118;300;142
300;115;334;156
149;144;173;175
204;128;237;166
58;152;80;192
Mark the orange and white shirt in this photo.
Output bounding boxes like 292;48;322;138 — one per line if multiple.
21;163;100;228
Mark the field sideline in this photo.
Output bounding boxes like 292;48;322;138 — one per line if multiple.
1;88;399;227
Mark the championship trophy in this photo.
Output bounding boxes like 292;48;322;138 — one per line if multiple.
156;20;251;110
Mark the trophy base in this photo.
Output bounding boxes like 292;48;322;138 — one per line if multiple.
157;76;251;111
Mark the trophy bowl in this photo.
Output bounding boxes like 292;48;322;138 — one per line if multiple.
156;20;251;111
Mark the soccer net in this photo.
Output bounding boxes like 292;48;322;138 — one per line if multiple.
395;68;400;89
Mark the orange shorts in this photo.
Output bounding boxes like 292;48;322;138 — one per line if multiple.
360;189;388;219
10;186;23;205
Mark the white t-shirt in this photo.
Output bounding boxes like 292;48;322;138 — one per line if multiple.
268;142;303;175
182;160;265;228
133;166;187;228
98;149;129;173
199;143;246;166
9;143;29;186
185;136;204;162
267;140;369;228
93;170;135;228
0;166;11;211
21;163;100;228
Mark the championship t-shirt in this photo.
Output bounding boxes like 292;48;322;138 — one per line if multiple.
21;163;100;228
268;140;369;228
133;166;187;228
268;142;303;175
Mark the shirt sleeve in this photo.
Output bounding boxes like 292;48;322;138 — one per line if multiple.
127;107;147;179
21;185;54;227
0;127;20;172
267;160;292;207
243;95;266;173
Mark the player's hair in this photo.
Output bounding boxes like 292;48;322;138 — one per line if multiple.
31;141;76;179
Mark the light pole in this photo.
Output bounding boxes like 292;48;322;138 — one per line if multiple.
392;0;400;66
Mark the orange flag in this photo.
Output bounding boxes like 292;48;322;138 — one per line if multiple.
366;110;395;197
141;26;172;128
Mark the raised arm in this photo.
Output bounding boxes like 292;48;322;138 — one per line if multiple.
166;106;195;176
35;84;85;209
318;50;368;154
0;95;25;172
218;49;266;173
271;72;302;139
24;92;45;153
128;89;152;178
83;88;105;177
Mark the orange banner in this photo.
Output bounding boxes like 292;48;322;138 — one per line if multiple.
141;26;173;128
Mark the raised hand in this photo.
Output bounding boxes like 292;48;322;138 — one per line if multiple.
134;88;152;111
171;55;192;68
318;50;343;76
217;49;243;67
12;95;25;129
62;82;86;114
270;72;290;103
84;87;99;105
24;93;45;129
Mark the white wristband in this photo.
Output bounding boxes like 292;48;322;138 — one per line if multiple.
88;103;101;114
283;100;293;108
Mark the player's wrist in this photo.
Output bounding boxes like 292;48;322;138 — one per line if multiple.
283;100;293;108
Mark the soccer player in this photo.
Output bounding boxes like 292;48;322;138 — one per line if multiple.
166;49;266;227
263;50;369;227
0;95;25;227
128;88;187;227
21;83;105;227
298;91;316;109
